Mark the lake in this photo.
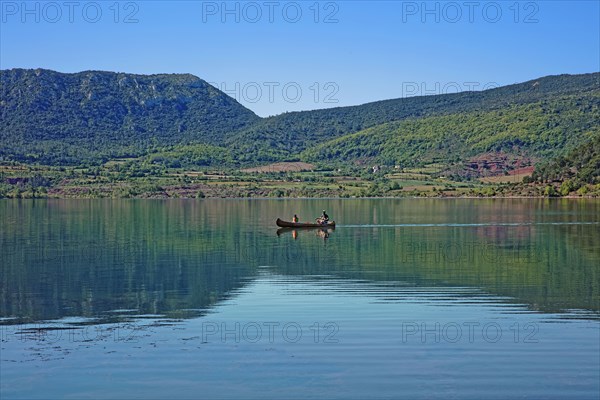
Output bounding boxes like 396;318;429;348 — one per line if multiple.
1;199;599;399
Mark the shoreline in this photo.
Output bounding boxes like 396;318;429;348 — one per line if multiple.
2;194;598;200
2;162;598;199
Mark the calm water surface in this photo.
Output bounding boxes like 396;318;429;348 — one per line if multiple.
1;199;599;399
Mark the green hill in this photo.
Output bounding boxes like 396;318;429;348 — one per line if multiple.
227;73;600;162
301;92;600;168
1;69;598;168
0;68;259;164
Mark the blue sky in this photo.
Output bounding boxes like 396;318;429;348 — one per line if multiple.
1;0;599;116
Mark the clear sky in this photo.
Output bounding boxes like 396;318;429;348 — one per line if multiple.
1;0;599;116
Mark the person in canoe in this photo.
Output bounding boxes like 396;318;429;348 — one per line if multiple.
316;210;330;225
292;214;299;223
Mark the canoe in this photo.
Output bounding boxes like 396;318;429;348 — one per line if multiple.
276;218;336;228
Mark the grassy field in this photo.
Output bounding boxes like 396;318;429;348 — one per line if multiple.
479;167;535;184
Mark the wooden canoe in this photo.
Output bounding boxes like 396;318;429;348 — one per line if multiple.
276;218;336;228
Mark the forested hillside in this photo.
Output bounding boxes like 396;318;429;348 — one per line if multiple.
301;92;600;167
0;69;598;171
226;73;600;162
530;134;600;195
0;68;259;164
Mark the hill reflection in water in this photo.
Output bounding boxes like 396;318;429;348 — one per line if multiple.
1;199;598;326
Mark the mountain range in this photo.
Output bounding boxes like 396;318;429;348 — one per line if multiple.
1;68;598;172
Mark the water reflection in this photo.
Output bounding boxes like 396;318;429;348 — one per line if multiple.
276;227;334;241
2;272;598;400
1;199;599;326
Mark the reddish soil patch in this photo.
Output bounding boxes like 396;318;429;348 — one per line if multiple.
509;166;535;175
242;162;315;173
